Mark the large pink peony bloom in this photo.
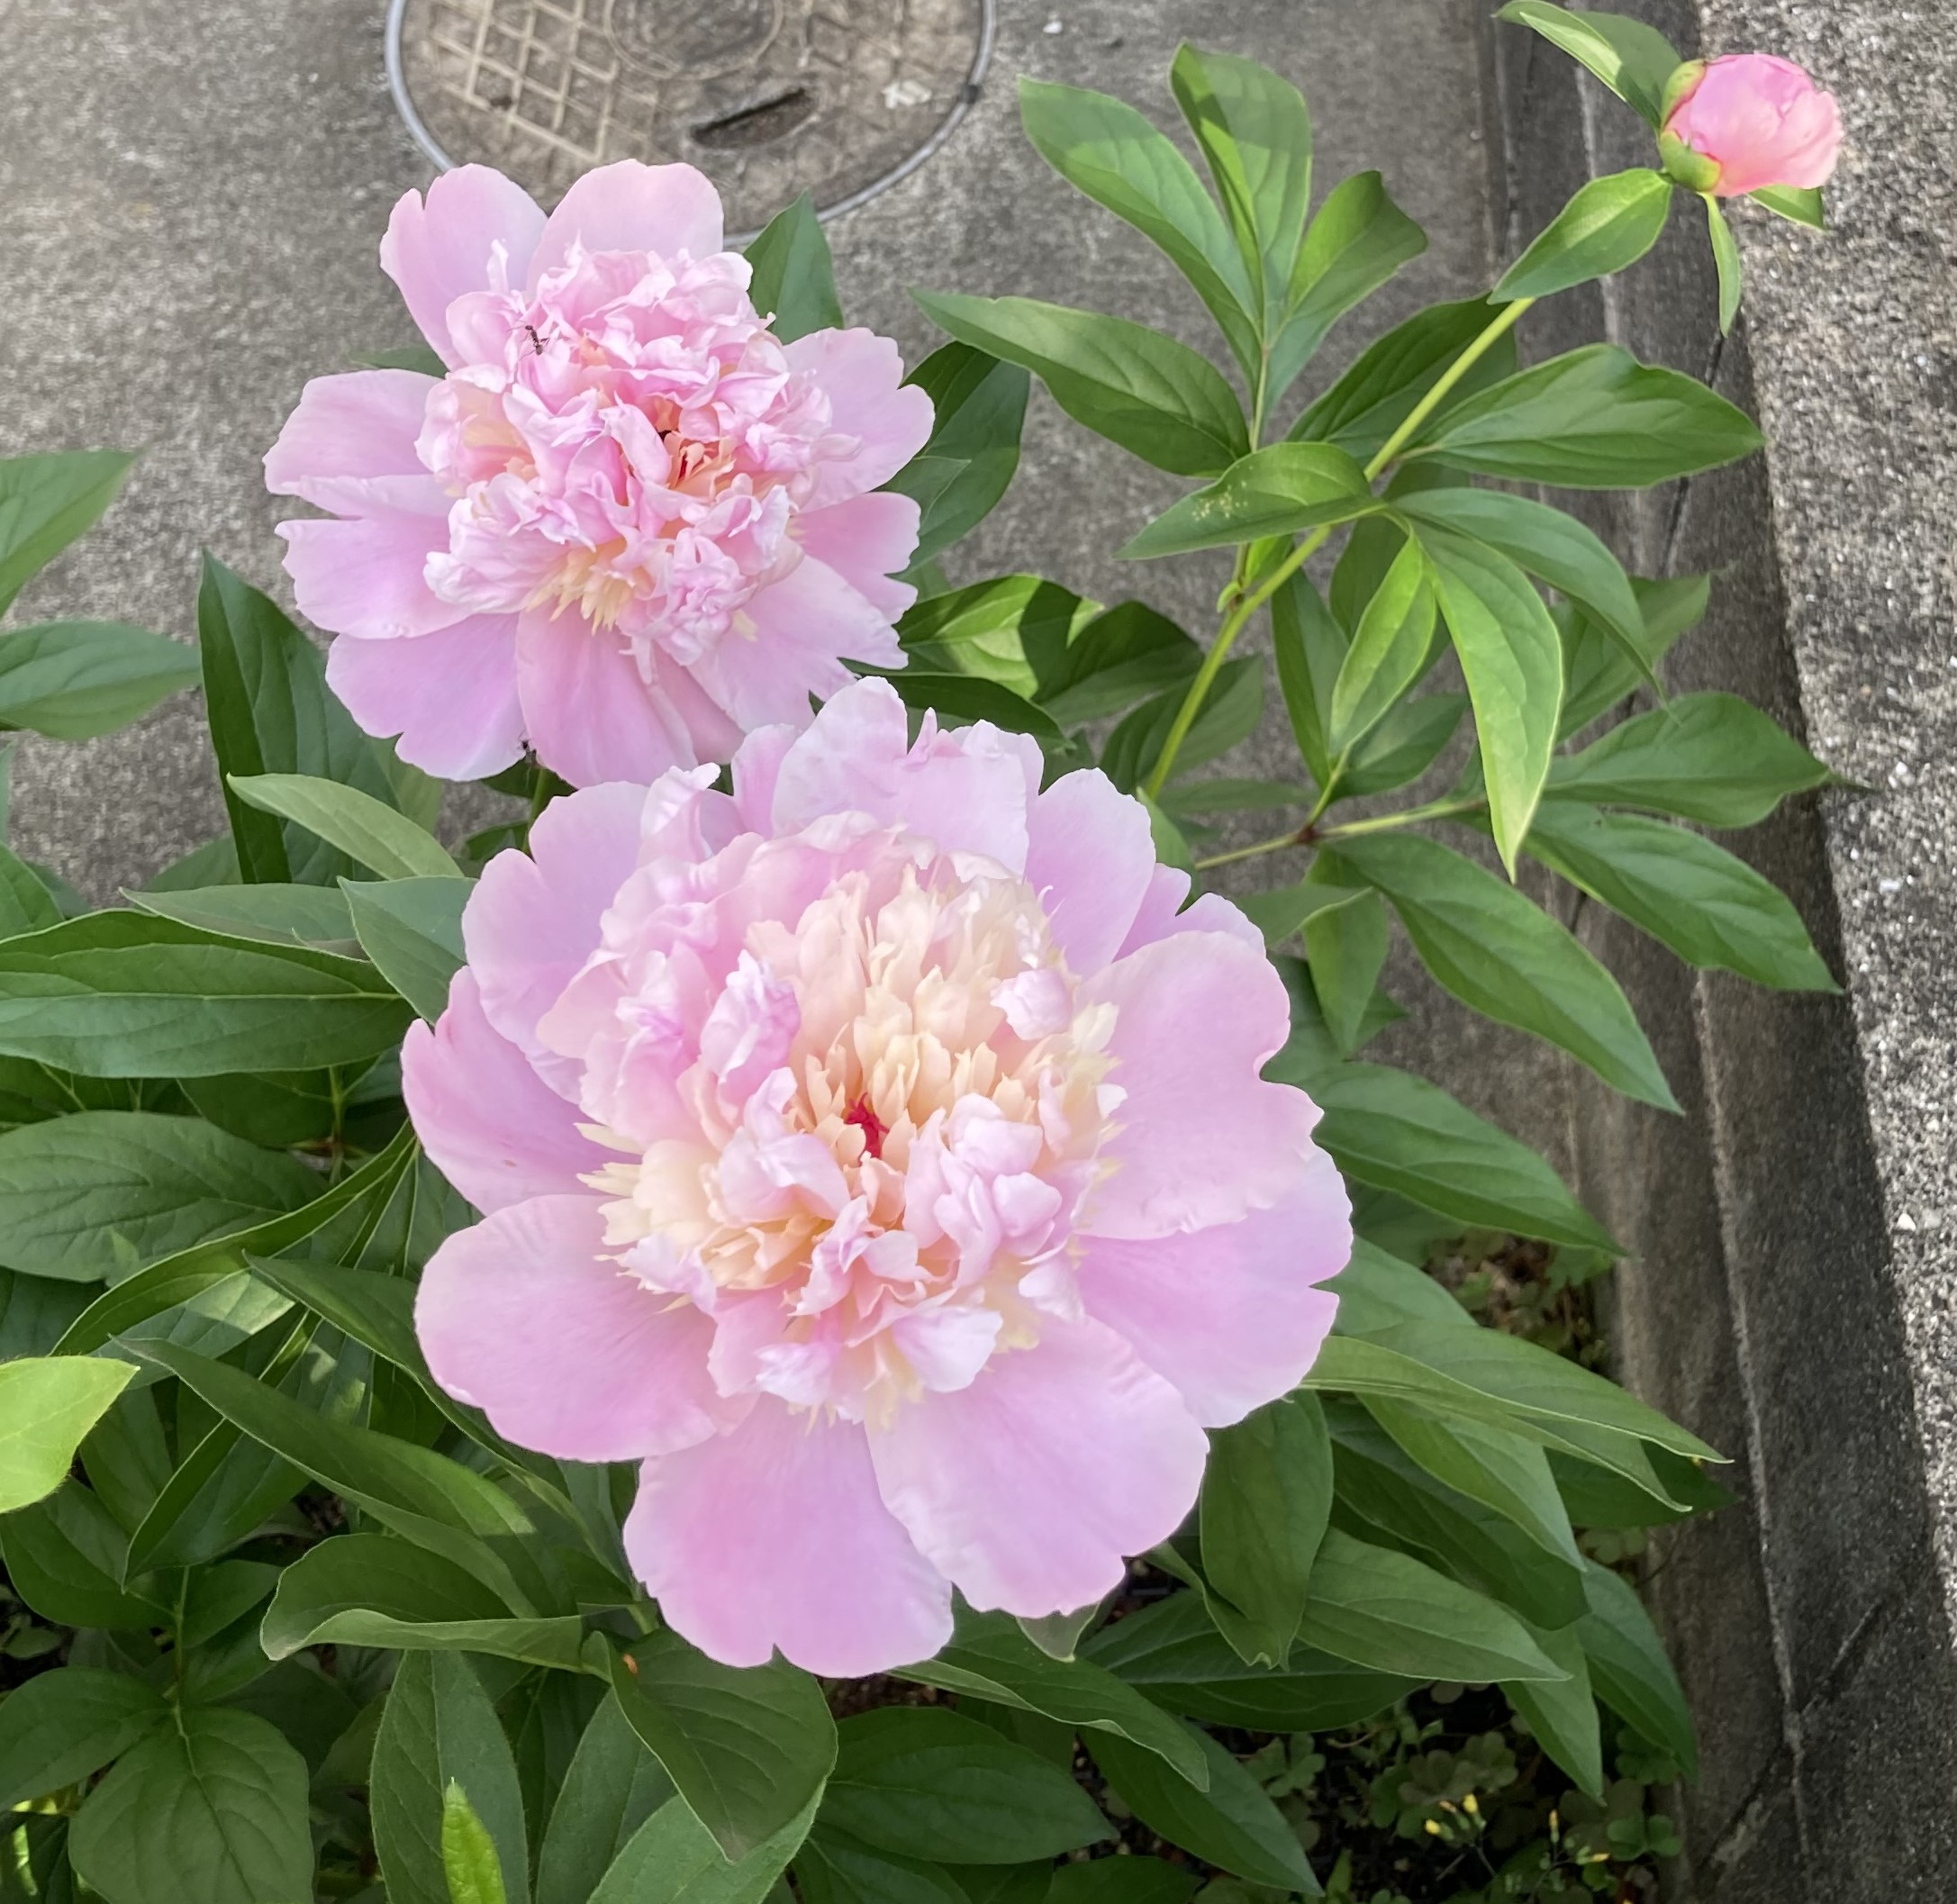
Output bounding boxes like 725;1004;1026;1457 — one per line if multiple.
1663;54;1842;197
265;163;933;786
404;679;1350;1674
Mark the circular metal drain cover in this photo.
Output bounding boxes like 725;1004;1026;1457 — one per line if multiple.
387;0;992;233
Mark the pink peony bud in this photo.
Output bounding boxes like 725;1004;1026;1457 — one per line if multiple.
1661;53;1842;197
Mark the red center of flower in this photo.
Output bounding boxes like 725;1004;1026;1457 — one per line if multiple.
843;1098;889;1160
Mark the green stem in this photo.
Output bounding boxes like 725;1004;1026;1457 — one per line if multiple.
1141;295;1535;804
1318;793;1486;840
1193;829;1306;872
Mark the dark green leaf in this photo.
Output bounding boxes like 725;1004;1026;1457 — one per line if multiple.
1494;4;1684;125
1559;574;1708;739
796;1829;969;1904
876;672;1066;749
0;841;62;938
593;1791;819;1904
1410;344;1762;488
897;576;1099;698
538;1695;676;1904
744;194;843;343
0;1667;166;1809
1329;831;1676;1108
1576;1561;1697;1775
344;875;471;1021
1119;442;1374;558
0;451;134;615
1342;693;1466;800
889;347;1030;566
1;1480;168;1627
911;293;1246;478
825;1708;1109;1864
1036;600;1200;729
1046;1856;1200;1904
1304;889;1391;1055
68;1707;313;1904
1507;1622;1604;1796
1101;657;1260;793
0;623;198;740
1494;169;1674;301
1270;570;1343;785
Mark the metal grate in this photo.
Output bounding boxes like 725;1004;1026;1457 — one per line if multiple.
388;0;992;236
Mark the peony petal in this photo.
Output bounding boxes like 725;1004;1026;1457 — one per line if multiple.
464;778;649;1068
403;968;612;1212
326;616;525;781
1077;1159;1349;1426
264;371;438;512
785;330;936;508
625;1401;954;1674
769;677;1042;873
529;161;725;286
416;1194;740;1461
791;493;921;621
1081;930;1320;1238
1024;769;1159;975
276;510;466;642
868;1317;1208;1618
381;167;548;367
516;609;698;788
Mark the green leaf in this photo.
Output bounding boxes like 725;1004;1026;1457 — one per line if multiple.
1494;4;1684;126
1019;77;1258;374
1344;693;1467;800
344;875;470;1021
1035;600;1200;728
1751;183;1826;228
1705;193;1744;333
1268;571;1343;785
1083;1589;1418;1732
1119;442;1374;558
1304;889;1391;1055
606;1631;837;1862
796;1830;969;1904
911;292;1246;478
1526;803;1835;989
0;1356;135;1511
229;773;460;881
444;1782;512;1904
743;194;843;343
0;623;199;740
1559;574;1708;739
892;1608;1208;1789
0;910;412;1078
1169;46;1313;330
1329;831;1677;1109
1293;299;1519;464
1047;1856;1200;1904
0;450;134;615
888;346;1030;567
1576;1560;1697;1775
538;1695;677;1904
0;840;62;938
593;1791;820;1904
1507;1621;1604;1796
1271;170;1427;398
0;1667;166;1809
876;672;1067;750
0;1111;321;1282
1410;344;1762;488
1101;656;1261;792
68;1707;313;1904
373;1652;530;1904
825;1708;1109;1865
129;880;358;950
1328;537;1436;753
1;1479;169;1627
1547;690;1831;826
898;576;1100;696
1417;528;1563;873
1086;1725;1318;1894
353;343;448;375
1200;1392;1333;1667
1494;169;1674;301
196;555;405;885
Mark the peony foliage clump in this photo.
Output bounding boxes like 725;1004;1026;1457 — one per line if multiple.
0;11;1842;1900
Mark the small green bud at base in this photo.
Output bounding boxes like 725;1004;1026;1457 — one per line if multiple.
1659;130;1722;194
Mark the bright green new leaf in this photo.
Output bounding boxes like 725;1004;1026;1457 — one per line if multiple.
0;1666;167;1809
1752;182;1826;228
0;450;135;615
1120;442;1374;558
743;193;843;343
1494;3;1685;126
911;291;1247;477
887;345;1030;566
1494;168;1674;301
230;773;460;881
0;1358;136;1514
444;1782;512;1904
1328;537;1437;752
1705;192;1744;333
1330;830;1677;1108
0;621;199;739
344;875;470;1021
1526;802;1836;990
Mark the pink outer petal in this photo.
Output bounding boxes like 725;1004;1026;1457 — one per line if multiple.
784;330;936;508
529;161;725;286
770;678;1043;873
791;493;921;621
276;509;466;642
381;167;547;367
1081;929;1319;1239
626;1401;955;1674
1024;769;1158;975
516;610;699;788
1076;1157;1349;1427
403;968;612;1212
868;1317;1209;1618
416;1194;741;1461
326;616;525;781
692;558;899;733
464;779;649;1070
264;371;436;512
1116;866;1191;957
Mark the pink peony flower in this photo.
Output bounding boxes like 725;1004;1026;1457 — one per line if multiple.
404;679;1350;1675
265;163;934;786
1662;54;1842;197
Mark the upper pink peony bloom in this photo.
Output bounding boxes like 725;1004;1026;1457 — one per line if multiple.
404;679;1350;1675
265;163;934;786
1663;54;1842;197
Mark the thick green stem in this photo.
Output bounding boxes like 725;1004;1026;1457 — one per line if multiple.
1142;296;1535;804
1318;793;1486;840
